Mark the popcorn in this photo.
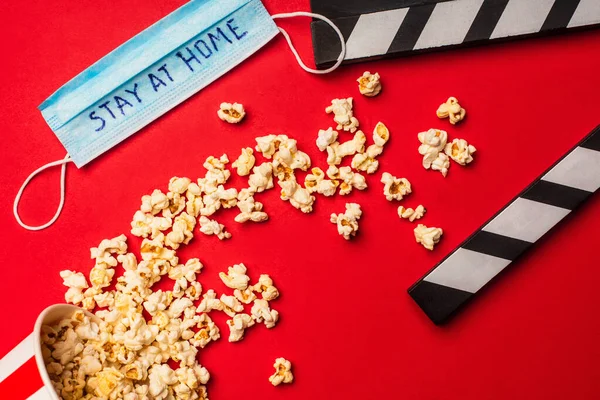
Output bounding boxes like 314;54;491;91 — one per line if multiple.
251;299;279;328
174;366;210;394
431;153;450;177
337;166;367;195
90;234;128;262
60;270;89;305
168;177;191;194
278;178;316;213
325;98;359;132
271;157;294;182
381;173;412;201
217;102;246;123
232;147;256;176
255;134;288;159
185;184;204;217
47;143;294;399
289;150;311;171
219;263;250;290
163;192;186;219
316;127;338;151
304;167;339;196
357;71;382;97
60;270;89;291
326;130;366;165
140;234;178;266
444;138;476;165
414;224;443;250
199;216;231;240
121;362;145;381
373;122;390;147
220;294;244;317
172;277;189;299
148;364;178;399
204;154;229;172
226;314;255;342
117;253;138;272
252;274;279;301
165;212;196;249
52;329;83;364
89;265;115;289
168;258;203;283
189;314;220;348
199;155;231;194
234;288;257;304
140;189;169;215
398;205;426;222
197;289;224;313
436;96;466;125
94;292;115;308
200;191;221;216
167;298;194;320
95;368;124;398
418;129;448;170
269;358;294;386
130;211;153;238
171;341;198;367
351;148;380;174
248;162;274;193
234;194;268;223
330;203;362;240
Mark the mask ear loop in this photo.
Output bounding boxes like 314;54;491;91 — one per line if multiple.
13;154;73;231
272;12;346;74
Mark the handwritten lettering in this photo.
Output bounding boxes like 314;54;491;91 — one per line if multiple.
227;18;247;40
175;18;247;73
114;96;133;116
148;73;167;92
194;39;213;59
157;64;174;82
89;111;106;132
124;83;142;103
87;17;250;134
207;27;232;52
176;47;201;73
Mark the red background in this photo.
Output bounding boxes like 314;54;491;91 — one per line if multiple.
1;0;600;399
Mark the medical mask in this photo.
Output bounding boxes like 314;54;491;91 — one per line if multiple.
14;0;344;230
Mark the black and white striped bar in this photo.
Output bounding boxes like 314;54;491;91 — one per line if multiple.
311;0;600;68
408;125;600;325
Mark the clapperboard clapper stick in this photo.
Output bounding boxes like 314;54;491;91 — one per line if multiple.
408;125;600;325
310;0;600;69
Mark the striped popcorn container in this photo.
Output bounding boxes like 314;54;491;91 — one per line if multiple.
0;304;84;399
311;0;600;68
409;125;600;324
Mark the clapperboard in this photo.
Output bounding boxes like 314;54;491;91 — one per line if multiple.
311;0;600;68
409;126;600;324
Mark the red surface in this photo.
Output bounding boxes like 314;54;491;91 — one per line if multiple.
1;0;600;399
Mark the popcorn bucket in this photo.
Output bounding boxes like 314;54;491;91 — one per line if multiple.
0;304;91;399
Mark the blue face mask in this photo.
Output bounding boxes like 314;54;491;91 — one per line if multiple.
14;1;344;230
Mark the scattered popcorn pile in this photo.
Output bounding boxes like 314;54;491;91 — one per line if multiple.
49;231;283;399
40;72;481;400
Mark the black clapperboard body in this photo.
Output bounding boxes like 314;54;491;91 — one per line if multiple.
311;0;600;68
